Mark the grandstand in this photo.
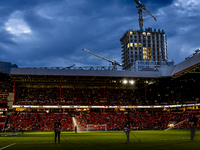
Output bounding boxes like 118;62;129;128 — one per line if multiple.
0;49;200;132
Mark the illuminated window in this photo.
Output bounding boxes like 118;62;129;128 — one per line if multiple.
130;43;133;47
130;31;133;35
143;47;147;52
134;43;137;47
143;56;147;59
127;43;130;48
127;32;129;36
148;52;151;55
143;52;147;55
139;43;141;47
147;32;151;36
148;48;151;52
142;32;146;36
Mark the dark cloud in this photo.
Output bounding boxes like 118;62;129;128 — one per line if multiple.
147;0;173;6
0;0;49;17
23;11;54;31
0;30;16;45
0;0;199;68
130;0;174;12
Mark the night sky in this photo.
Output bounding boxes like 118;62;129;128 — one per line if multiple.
0;0;199;69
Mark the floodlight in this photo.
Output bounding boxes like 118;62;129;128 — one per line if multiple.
123;80;128;84
129;80;134;84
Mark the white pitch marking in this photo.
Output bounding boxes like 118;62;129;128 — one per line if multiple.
0;143;16;150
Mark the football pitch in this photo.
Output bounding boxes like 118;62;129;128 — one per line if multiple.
0;130;199;150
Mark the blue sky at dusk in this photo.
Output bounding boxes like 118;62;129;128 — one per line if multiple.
0;0;199;69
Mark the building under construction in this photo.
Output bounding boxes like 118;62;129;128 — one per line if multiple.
120;0;174;71
120;28;169;71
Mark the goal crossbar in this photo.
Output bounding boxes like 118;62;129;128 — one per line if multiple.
86;124;107;131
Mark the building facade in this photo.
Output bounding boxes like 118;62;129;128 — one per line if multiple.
120;28;168;70
131;60;174;71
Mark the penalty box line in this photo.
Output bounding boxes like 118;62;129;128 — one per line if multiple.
0;143;16;150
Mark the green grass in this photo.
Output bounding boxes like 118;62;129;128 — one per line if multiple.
0;130;199;150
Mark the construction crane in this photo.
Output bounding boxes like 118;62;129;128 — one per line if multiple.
63;64;75;69
82;48;122;70
133;0;157;30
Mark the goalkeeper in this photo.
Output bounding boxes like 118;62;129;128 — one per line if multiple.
124;116;131;143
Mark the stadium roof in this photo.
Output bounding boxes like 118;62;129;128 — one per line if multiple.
1;49;199;80
9;68;161;88
9;49;200;80
171;50;200;78
10;68;161;78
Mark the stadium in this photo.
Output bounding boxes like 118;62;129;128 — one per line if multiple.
0;0;200;149
0;48;200;149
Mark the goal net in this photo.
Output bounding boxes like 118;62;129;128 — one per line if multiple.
86;124;107;131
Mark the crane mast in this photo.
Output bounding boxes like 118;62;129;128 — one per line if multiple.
133;0;157;30
82;48;122;70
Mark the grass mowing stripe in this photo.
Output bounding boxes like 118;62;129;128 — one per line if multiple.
0;143;16;150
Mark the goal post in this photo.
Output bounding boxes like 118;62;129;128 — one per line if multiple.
86;124;107;131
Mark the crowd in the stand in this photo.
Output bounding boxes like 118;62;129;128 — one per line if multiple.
14;88;144;106
14;74;200;106
0;82;12;93
14;82;200;106
0;74;12;102
5;111;200;132
0;74;12;94
0;73;199;105
147;76;200;105
0;84;12;102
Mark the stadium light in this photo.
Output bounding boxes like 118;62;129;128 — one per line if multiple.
129;80;135;84
123;80;128;84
